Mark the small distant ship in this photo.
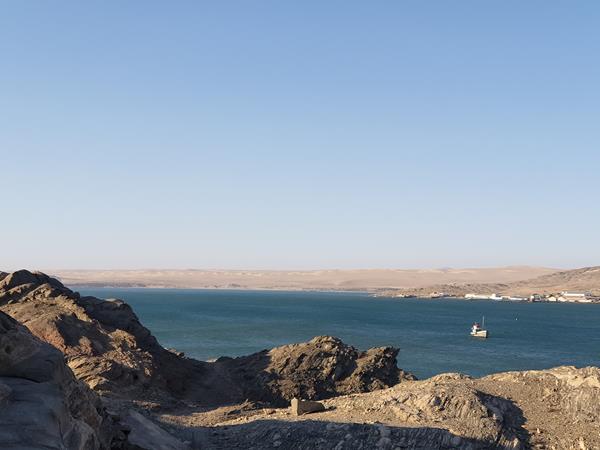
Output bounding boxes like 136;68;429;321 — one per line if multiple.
470;316;488;338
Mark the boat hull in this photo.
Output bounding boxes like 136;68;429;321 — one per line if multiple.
470;330;488;338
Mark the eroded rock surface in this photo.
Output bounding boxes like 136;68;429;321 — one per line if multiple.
0;270;199;401
160;367;600;449
160;374;525;449
479;366;600;449
0;310;124;449
217;336;414;406
121;409;190;450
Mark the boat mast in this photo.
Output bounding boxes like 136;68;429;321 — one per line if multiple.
482;316;485;328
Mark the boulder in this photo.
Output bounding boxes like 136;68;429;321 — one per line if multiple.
290;398;326;415
121;409;190;450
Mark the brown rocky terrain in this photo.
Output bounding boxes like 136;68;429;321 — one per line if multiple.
155;367;600;449
378;266;600;298
1;269;599;449
0;310;127;449
507;266;600;296
0;269;196;402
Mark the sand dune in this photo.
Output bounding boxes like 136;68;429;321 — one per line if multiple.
48;266;559;291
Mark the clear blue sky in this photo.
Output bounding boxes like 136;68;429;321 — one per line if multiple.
1;1;599;270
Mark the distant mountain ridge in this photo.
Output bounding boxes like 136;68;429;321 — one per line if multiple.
510;266;600;294
379;266;600;297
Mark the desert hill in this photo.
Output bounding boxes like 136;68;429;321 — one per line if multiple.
46;266;558;291
379;266;600;297
509;266;600;295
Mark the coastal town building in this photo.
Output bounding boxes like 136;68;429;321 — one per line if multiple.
557;291;597;303
465;293;502;300
560;291;590;301
464;291;600;303
465;293;526;301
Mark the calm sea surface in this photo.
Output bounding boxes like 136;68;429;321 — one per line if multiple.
80;288;600;379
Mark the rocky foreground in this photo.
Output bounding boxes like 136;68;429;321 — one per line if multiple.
0;270;599;449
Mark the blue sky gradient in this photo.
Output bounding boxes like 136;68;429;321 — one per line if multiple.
1;2;599;269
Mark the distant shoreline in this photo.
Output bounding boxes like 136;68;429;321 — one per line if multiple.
72;285;600;304
51;265;599;300
71;284;371;294
49;266;561;293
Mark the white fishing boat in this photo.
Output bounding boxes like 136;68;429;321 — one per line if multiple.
470;316;488;338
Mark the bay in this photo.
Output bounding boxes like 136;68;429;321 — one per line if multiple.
80;288;600;379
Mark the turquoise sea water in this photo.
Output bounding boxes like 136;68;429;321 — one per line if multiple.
80;288;600;379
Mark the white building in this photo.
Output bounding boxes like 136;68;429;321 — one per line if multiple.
465;293;502;300
559;291;592;302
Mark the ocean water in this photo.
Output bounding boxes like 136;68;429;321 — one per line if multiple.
80;288;600;379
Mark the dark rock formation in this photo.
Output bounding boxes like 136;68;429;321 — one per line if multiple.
0;310;125;449
219;336;415;406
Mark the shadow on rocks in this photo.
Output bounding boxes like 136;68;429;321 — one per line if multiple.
184;418;527;450
212;336;413;407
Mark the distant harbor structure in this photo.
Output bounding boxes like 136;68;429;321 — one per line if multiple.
558;291;594;303
374;287;600;304
465;291;599;303
465;293;495;300
465;293;526;301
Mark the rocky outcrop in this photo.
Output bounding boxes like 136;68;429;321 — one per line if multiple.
219;336;414;406
479;366;600;449
485;366;600;422
0;310;125;449
0;270;210;402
